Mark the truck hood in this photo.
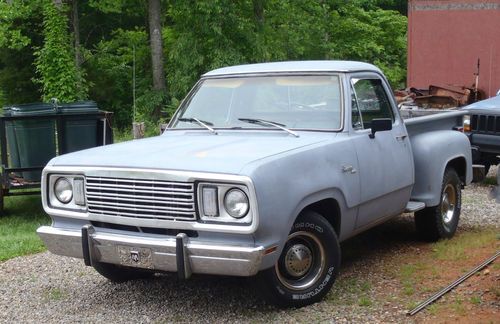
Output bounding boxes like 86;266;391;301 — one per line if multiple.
49;130;330;174
463;95;500;114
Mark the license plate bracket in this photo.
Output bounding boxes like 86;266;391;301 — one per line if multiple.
117;245;153;269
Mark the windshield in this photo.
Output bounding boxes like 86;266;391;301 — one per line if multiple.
171;75;343;131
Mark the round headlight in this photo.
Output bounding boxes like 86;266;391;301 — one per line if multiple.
224;188;249;219
54;177;73;204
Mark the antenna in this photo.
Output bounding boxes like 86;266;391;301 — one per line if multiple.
132;45;136;122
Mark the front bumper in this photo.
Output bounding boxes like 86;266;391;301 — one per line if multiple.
37;225;265;277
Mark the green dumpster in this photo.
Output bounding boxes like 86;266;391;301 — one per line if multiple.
2;106;21;176
58;101;99;153
7;103;56;181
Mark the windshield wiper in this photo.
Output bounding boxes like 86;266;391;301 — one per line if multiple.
238;118;299;137
178;117;218;135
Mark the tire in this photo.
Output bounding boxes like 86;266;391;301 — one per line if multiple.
415;168;461;242
479;161;491;176
483;163;491;177
93;262;155;283
257;210;340;308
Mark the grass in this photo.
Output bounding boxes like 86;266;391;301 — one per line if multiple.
358;296;372;307
470;295;481;305
0;195;50;261
44;287;66;301
482;176;498;186
431;229;497;261
113;128;134;143
327;277;373;306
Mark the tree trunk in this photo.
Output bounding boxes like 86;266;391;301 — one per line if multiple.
147;0;166;118
253;0;265;29
72;0;82;68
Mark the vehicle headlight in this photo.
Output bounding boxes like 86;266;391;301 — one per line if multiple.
54;177;73;203
224;188;249;218
47;174;86;211
463;114;471;132
197;182;253;224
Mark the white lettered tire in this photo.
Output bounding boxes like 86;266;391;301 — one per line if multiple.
257;210;340;307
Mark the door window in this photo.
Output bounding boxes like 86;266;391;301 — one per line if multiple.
351;78;394;129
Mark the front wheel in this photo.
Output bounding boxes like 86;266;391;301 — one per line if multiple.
415;168;462;241
257;211;340;308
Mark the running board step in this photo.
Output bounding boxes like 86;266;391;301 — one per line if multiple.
405;201;426;212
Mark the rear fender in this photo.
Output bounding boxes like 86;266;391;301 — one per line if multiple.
410;130;472;207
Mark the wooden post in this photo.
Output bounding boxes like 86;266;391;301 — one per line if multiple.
132;122;145;139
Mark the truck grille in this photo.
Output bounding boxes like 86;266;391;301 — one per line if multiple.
85;176;196;221
471;114;500;135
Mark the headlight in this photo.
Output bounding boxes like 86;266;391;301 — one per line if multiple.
54;177;73;203
198;183;253;224
224;188;249;218
47;174;86;211
463;115;471;132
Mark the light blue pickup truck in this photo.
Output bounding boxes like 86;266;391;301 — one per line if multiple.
38;61;472;307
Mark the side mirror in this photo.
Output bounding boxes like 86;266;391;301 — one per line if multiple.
369;118;392;139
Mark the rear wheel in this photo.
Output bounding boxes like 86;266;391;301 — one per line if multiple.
257;210;340;308
93;262;154;283
415;168;461;241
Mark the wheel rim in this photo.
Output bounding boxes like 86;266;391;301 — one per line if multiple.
441;183;456;226
275;231;326;291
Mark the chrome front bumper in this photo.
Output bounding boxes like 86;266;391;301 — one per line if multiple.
37;225;265;277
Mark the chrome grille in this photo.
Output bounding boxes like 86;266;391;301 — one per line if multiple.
85;176;196;221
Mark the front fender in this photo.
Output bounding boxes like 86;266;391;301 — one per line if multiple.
242;138;359;270
410;130;472;207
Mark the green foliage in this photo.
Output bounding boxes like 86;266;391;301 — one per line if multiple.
0;0;38;50
33;0;87;102
1;0;408;127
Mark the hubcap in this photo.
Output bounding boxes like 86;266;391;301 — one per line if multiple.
441;183;456;225
284;244;312;277
275;231;326;291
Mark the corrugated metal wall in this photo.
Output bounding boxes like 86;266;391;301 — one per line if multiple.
408;0;500;98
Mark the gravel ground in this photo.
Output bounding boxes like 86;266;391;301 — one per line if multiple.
0;166;498;323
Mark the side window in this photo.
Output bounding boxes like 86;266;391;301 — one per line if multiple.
351;78;394;130
350;85;363;130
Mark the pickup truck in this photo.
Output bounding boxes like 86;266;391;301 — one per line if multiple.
37;61;472;307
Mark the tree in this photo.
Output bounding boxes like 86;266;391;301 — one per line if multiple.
34;0;87;101
147;0;166;101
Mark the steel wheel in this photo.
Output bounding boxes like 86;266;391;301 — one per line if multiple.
441;183;456;228
257;210;340;308
415;168;462;241
275;231;326;291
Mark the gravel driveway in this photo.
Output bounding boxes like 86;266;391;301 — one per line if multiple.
1;166;498;323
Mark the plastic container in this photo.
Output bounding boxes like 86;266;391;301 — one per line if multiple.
58;101;99;153
7;103;56;181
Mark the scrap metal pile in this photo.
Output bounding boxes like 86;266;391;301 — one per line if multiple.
395;84;478;110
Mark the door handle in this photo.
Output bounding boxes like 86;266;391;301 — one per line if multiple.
342;165;357;174
395;134;408;141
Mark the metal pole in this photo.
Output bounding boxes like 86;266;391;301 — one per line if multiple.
408;250;500;316
133;45;136;123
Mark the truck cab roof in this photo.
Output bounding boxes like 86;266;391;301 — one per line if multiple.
203;60;382;77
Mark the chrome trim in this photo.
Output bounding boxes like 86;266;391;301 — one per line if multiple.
42;166;259;234
197;182;252;224
85;176;197;221
37;225;265;277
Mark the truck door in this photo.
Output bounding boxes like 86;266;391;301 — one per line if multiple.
349;74;414;229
